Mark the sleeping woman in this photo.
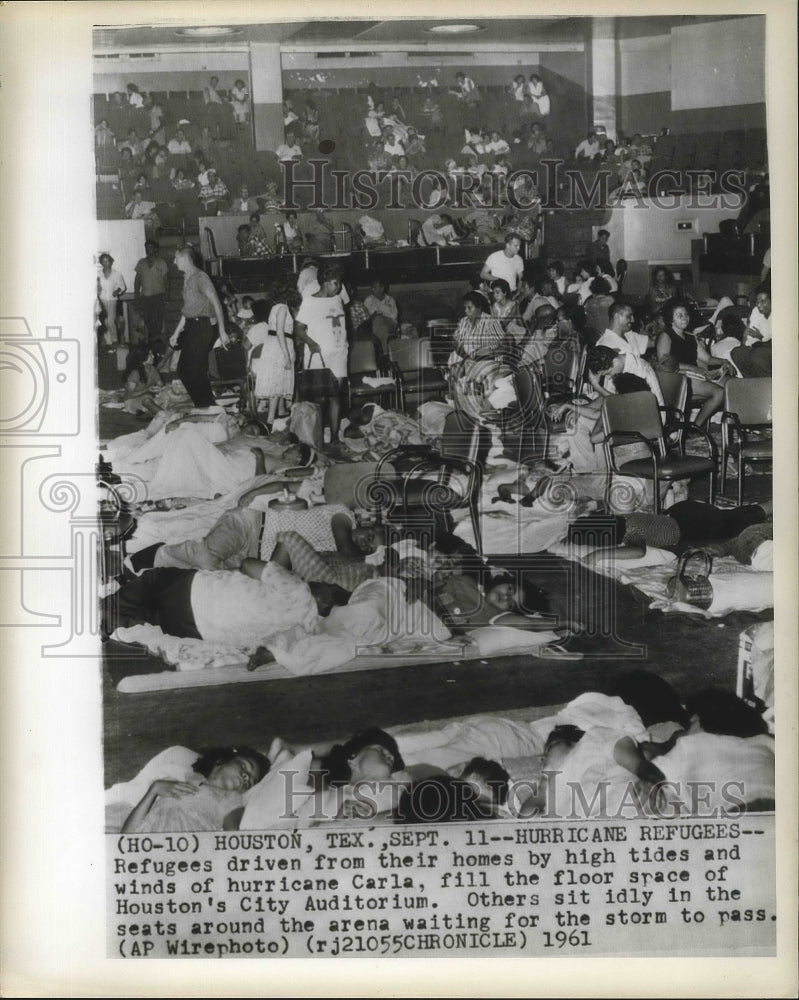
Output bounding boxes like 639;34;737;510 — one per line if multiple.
121;746;270;833
266;729;510;823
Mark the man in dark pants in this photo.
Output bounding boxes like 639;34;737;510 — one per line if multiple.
169;245;230;407
133;240;169;354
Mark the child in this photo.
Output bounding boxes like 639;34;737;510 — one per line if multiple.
436;571;563;631
122;344;163;416
236;295;255;327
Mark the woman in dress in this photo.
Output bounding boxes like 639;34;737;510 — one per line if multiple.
449;291;509;377
490;278;525;344
245;284;299;426
656;299;725;426
230;78;250;124
646;266;677;311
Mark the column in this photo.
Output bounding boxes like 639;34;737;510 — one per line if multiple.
591;17;618;139
250;42;285;152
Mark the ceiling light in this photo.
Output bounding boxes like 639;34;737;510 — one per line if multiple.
175;27;242;38
427;24;483;35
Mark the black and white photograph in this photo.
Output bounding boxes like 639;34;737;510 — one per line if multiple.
1;2;796;995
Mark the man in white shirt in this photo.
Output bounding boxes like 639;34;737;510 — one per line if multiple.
574;130;601;164
275;131;303;163
597;301;649;356
383;131;405;159
105;561;340;648
745;285;771;345
167;129;193;155
364;277;398;324
731;284;772;376
481;233;524;292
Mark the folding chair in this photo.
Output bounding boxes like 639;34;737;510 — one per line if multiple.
388;337;448;412
346;338;402;411
720;378;772;505
601;391;716;513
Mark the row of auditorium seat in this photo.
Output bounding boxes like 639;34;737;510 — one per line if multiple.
647;128;767;174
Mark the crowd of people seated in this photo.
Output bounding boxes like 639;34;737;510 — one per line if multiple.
96;69;769;239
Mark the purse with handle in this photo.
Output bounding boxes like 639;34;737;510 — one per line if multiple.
666;548;714;608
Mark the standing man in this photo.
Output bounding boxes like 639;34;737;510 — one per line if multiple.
169;246;230;408
481;232;524;293
134;240;169;355
97;253;127;350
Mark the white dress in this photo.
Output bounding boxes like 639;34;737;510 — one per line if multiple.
248;306;296;398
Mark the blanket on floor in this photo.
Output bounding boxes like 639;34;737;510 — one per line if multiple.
547;542;773;618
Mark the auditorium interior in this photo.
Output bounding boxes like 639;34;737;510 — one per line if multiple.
95;15;778;808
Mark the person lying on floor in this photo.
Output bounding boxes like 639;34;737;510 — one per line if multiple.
242;730;510;825
520;685;773;818
121;746;270;833
567;499;773;565
434;570;573;633
126;505;372;576
104;560;350;648
242;532;468;671
110;412;314;501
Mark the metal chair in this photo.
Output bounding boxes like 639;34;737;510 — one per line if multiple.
601;391;716;513
425;319;458;368
370;411;490;553
655;370;689;452
511;363;548;464
346;338;402;411
210;342;248;407
720;377;772;505
541;341;586;404
388;337;448;412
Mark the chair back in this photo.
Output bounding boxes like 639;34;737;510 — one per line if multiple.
440;410;492;469
348;338;380;375
542;341;584;397
602;391;665;443
513;364;546;426
426;320;457;366
656;370;688;416
204;226;220;260
724;377;772;426
248;343;264;363
408;219;423;245
213;343;247;380
389;336;435;372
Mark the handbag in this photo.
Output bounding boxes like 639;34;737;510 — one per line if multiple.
666;548;714;608
296;350;337;398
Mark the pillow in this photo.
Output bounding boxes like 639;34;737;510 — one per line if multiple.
468;626;561;655
240;750;314;829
